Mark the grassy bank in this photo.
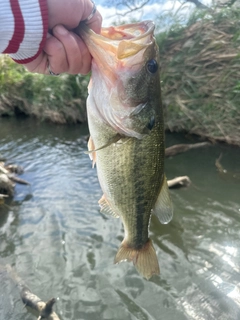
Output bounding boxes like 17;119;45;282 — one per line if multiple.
0;8;240;145
0;56;88;124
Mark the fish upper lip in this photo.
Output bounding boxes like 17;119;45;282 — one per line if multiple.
79;20;155;54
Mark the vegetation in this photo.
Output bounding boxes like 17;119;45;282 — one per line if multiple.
0;7;240;145
156;8;240;145
0;56;88;123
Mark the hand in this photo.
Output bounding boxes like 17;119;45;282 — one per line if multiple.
24;0;102;75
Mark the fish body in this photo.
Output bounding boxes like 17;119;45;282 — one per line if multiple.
79;21;173;279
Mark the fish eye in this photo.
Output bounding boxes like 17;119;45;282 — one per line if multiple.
146;59;158;74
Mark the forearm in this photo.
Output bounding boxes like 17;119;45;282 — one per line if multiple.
0;0;48;64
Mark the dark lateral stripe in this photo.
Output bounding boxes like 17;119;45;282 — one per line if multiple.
133;140;146;248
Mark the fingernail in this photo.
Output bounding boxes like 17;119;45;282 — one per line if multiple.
54;25;68;36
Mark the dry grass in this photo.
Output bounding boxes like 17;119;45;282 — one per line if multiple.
158;8;240;145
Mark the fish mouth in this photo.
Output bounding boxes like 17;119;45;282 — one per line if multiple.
79;20;154;58
78;21;155;79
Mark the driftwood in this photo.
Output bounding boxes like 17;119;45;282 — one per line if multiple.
167;176;191;188
7;174;30;185
0;173;15;196
0;160;29;196
165;142;211;157
6;265;60;320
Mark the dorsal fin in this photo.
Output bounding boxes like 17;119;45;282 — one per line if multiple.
98;195;119;218
152;175;173;224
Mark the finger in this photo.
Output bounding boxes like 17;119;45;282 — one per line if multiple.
44;32;69;74
53;25;91;74
85;10;102;34
83;1;102;34
24;51;48;74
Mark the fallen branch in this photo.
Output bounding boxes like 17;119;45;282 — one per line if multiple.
165;142;211;157
186;0;213;11
167;176;191;188
0;194;8;199
8;174;30;185
0;159;30;196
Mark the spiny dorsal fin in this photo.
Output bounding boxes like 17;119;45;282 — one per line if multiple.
152;175;173;224
98;195;119;218
114;239;160;280
88;136;96;168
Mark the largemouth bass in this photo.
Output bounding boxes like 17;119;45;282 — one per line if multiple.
79;21;173;280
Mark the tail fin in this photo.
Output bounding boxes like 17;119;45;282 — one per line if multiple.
114;239;160;280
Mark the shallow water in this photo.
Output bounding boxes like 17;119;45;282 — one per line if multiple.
0;117;240;320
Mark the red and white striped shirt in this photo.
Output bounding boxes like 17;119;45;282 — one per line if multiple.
0;0;48;64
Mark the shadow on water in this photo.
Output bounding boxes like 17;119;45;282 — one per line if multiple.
0;117;240;320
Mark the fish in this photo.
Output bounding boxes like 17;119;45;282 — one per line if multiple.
79;21;173;280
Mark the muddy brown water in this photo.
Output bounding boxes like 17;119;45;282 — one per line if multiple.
0;117;240;320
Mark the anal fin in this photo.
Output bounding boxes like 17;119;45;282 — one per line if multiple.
98;195;119;218
114;239;160;280
152;175;173;224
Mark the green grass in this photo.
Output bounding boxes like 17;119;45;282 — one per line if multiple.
0;55;89;123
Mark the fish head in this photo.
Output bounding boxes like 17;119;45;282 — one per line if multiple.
79;21;162;138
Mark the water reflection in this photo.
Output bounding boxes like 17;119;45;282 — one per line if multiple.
0;118;240;320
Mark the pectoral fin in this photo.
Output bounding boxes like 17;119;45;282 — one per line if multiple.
85;134;122;155
152;175;173;224
98;195;119;218
87;136;96;168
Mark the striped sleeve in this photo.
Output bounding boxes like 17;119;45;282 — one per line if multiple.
0;0;48;64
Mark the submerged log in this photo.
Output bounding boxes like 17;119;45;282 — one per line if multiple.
21;289;60;320
6;265;60;320
215;154;240;180
165;142;211;157
167;176;191;188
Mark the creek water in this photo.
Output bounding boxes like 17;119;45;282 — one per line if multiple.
0;117;240;320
